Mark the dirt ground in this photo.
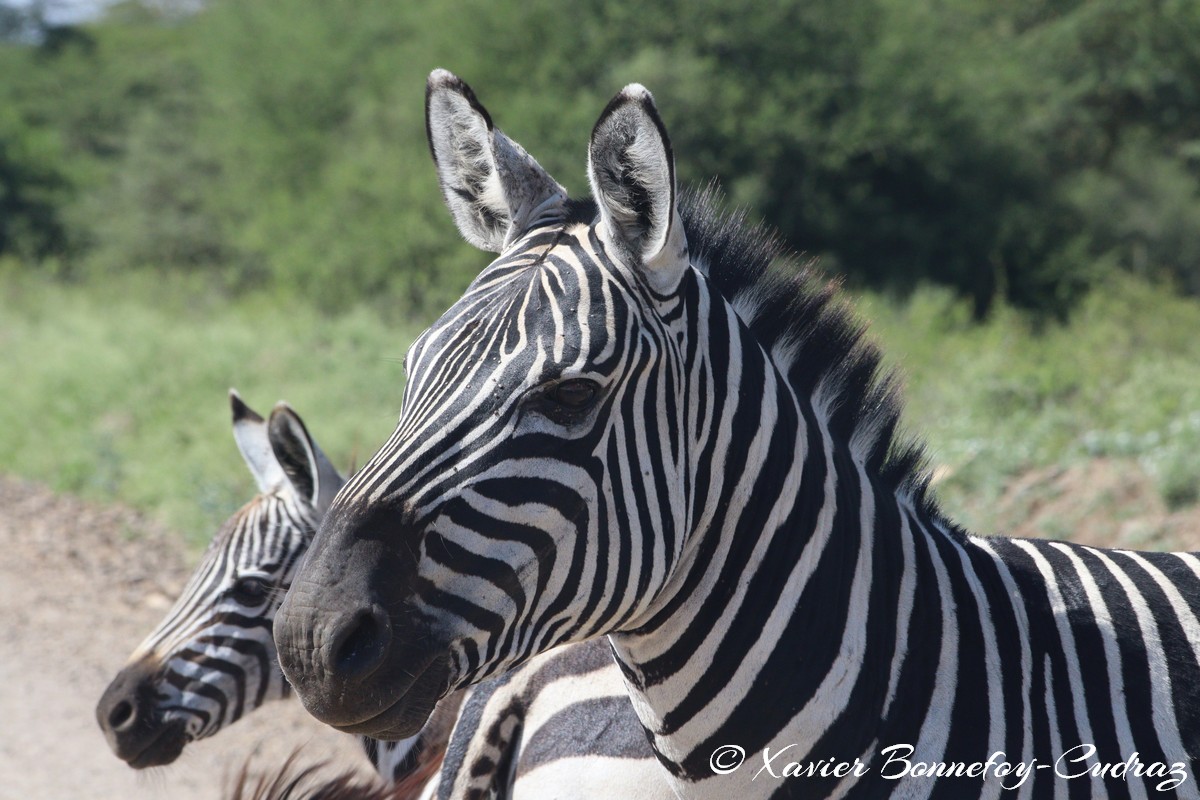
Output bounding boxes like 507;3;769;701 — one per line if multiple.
2;458;1198;799
971;457;1200;552
0;475;373;800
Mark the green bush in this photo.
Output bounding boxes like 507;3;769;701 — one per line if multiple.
0;268;420;546
4;0;1200;318
866;274;1200;529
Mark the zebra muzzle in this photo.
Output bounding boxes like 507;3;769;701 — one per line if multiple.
96;656;190;768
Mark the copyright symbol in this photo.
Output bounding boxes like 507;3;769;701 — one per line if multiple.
710;744;746;774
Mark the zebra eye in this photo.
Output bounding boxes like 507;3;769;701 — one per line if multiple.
547;379;599;411
230;577;271;606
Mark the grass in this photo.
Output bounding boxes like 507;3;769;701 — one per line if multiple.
0;266;424;548
861;274;1200;532
3;265;1199;550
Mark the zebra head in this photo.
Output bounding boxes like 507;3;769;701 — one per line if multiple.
97;391;343;768
276;71;695;739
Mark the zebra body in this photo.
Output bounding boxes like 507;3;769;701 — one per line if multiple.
98;391;669;798
432;638;668;800
274;71;1200;799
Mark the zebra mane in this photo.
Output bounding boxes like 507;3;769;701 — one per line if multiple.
227;751;431;800
676;183;940;518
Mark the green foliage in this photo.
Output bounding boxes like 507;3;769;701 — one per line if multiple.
1068;137;1200;294
1009;0;1200;299
82;66;232;274
865;273;1200;529
3;266;1198;548
2;0;1200;317
0;267;417;546
0;102;69;260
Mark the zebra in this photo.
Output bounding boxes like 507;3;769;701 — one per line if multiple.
273;69;1200;799
96;390;447;782
97;391;671;799
233;636;658;800
432;632;665;799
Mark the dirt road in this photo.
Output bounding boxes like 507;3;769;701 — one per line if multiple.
0;476;373;800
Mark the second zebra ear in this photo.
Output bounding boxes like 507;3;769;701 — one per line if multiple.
588;84;689;296
426;69;567;252
267;403;345;513
230;389;286;494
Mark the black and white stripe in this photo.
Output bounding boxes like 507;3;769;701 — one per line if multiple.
432;638;667;800
99;391;668;799
276;71;1200;799
96;391;429;780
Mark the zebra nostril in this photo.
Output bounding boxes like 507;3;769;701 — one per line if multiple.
108;699;136;732
332;607;391;679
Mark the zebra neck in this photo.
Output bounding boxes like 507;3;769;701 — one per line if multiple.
609;292;957;785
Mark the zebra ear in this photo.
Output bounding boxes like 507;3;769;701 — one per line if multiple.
425;69;567;252
267;403;344;513
230;389;287;494
588;84;688;295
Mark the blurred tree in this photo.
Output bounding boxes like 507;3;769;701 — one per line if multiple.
0;0;1197;319
0;105;69;260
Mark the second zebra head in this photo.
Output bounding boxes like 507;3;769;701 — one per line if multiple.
96;391;341;768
